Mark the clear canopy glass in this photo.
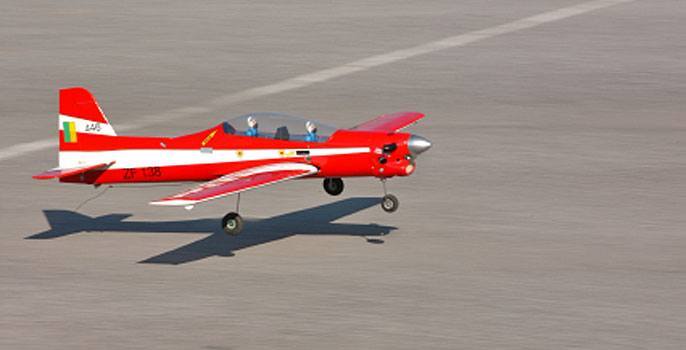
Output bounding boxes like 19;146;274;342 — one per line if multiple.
224;112;338;142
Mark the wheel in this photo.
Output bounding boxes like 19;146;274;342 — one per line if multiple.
381;194;399;213
222;212;244;235
323;178;344;196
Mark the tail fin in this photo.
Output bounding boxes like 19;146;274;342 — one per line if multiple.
59;87;117;150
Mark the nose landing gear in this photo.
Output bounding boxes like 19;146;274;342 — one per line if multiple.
380;179;399;213
381;194;399;213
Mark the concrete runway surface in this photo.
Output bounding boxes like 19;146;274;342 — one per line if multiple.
1;0;684;349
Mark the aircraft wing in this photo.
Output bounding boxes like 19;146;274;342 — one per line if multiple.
150;162;318;207
33;161;115;180
352;112;425;133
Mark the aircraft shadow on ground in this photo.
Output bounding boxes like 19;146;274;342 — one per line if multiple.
26;197;396;265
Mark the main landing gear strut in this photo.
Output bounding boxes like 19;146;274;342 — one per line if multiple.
222;193;244;235
222;178;401;235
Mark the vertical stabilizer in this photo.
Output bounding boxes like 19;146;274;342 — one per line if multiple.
58;87;118;167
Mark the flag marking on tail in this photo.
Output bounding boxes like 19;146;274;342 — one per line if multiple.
62;121;77;143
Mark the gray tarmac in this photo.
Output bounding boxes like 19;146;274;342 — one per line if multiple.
1;0;685;349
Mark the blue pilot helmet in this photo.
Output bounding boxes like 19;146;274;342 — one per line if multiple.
305;120;318;142
245;116;258;136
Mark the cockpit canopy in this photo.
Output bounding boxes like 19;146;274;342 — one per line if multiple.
222;112;338;142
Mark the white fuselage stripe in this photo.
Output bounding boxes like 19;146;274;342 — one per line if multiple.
58;147;370;169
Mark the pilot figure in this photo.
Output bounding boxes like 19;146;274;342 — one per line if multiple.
245;116;259;137
305;120;318;142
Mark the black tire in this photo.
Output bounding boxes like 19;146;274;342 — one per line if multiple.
323;178;344;196
381;194;399;213
222;212;244;235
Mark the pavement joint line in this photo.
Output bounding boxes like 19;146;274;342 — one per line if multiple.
0;0;635;164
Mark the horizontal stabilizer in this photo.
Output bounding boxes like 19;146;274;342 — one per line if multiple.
33;161;115;180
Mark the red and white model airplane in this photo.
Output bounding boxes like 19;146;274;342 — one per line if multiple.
34;87;432;235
